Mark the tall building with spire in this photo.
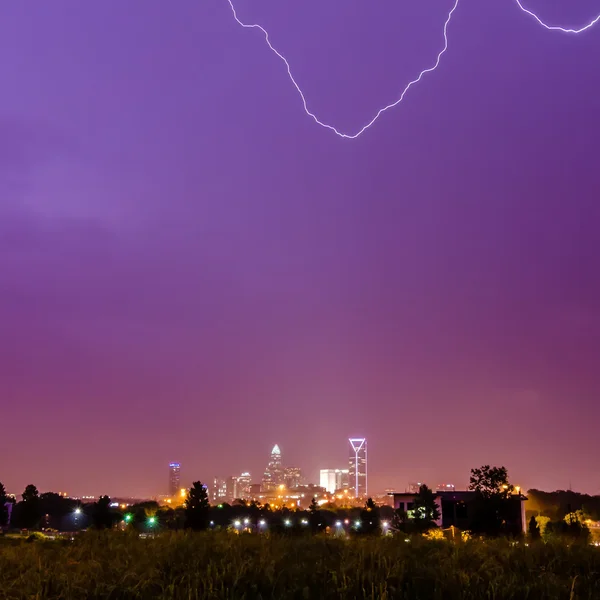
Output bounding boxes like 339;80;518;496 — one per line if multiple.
262;444;284;491
168;462;181;497
348;438;367;497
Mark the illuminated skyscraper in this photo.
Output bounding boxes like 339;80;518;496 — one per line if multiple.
284;466;303;488
320;469;350;494
212;477;227;503
348;438;367;497
168;462;181;496
262;444;283;491
237;472;252;498
225;472;253;502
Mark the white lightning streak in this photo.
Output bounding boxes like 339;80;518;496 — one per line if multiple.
227;0;600;138
513;0;600;33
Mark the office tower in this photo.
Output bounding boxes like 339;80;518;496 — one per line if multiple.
225;472;253;502
262;444;284;491
212;478;227;503
237;472;252;498
168;462;181;496
226;476;238;502
320;469;350;494
348;438;367;497
337;469;350;490
284;466;302;488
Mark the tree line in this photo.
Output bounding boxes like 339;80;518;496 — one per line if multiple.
1;466;595;541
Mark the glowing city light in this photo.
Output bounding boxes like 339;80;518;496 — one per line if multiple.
233;520;241;528
244;518;250;525
74;507;82;515
148;516;156;526
335;520;343;527
124;514;133;523
226;0;600;138
259;519;267;527
301;519;308;525
284;519;292;527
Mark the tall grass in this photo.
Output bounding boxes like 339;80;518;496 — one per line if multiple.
0;533;599;599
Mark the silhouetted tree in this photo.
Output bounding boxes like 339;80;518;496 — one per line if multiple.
469;466;516;536
392;506;408;532
545;513;590;542
528;515;541;540
412;485;441;531
358;498;380;535
19;485;41;529
469;466;513;498
527;489;600;522
92;496;115;529
308;497;324;532
0;482;8;528
185;482;210;531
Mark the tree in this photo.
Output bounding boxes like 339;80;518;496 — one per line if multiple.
469;466;516;536
0;482;8;528
185;481;210;531
528;515;541;540
392;506;408;532
92;496;115;529
308;497;324;532
358;498;380;535
411;484;441;531
18;485;41;529
469;466;513;499
545;514;590;542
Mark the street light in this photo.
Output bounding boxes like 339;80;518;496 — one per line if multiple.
74;507;82;515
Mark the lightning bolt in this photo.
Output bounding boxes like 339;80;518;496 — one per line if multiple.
513;0;600;33
226;0;600;138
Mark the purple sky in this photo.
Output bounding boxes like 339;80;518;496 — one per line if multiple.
2;0;600;498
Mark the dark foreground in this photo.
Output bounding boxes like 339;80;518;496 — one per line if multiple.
1;532;599;599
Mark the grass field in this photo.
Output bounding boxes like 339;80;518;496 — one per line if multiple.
1;532;599;599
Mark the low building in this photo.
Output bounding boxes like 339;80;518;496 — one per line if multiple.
391;490;527;534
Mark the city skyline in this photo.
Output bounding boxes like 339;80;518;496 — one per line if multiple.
3;0;600;498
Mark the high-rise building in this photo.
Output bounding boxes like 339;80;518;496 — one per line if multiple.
284;466;303;488
320;469;350;494
225;472;253;502
226;476;238;502
262;444;284;491
237;472;252;498
168;462;181;497
348;438;367;497
212;478;227;503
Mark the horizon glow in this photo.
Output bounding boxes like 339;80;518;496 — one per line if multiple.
226;0;600;138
